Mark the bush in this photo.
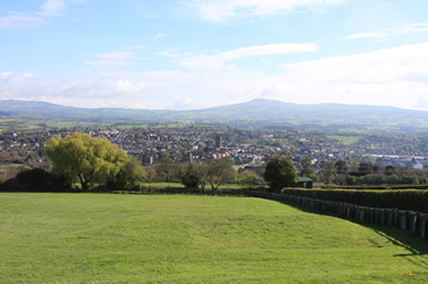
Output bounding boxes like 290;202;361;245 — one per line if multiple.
282;188;428;212
16;168;51;191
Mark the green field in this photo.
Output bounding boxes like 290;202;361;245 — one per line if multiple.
1;193;427;283
328;135;362;145
141;182;244;189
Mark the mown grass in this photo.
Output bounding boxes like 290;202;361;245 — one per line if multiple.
0;193;427;283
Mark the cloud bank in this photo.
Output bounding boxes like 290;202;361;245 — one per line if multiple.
1;43;428;111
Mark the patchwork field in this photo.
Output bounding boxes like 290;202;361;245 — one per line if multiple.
0;193;427;283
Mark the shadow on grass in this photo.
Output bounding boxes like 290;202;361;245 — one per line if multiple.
269;198;428;268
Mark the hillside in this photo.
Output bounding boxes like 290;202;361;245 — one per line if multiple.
1;99;427;132
1;193;426;282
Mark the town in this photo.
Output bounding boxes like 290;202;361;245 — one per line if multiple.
1;125;427;186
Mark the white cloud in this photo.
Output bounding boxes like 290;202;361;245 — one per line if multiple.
0;0;68;29
174;96;195;109
345;23;428;40
266;43;428;109
152;32;166;41
2;44;428;111
115;79;145;94
177;43;319;69
85;51;137;66
187;0;346;22
38;0;66;17
156;49;190;58
344;32;385;40
0;13;45;29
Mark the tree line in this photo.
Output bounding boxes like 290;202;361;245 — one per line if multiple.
1;133;427;192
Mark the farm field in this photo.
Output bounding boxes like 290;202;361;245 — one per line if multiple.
141;182;244;189
327;135;362;145
0;193;427;283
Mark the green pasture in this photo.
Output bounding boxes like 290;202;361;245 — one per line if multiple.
141;182;244;189
1;193;427;283
115;123;150;129
114;123;191;129
26;120;110;129
328;135;362;145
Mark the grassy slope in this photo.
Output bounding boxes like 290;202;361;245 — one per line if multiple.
0;193;427;283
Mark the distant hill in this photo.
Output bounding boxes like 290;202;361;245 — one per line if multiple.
1;99;427;133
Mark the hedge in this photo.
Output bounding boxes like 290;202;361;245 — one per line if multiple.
282;188;428;212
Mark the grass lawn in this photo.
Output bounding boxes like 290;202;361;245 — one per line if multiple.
1;193;427;283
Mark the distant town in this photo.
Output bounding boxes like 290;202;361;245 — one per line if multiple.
1;125;427;184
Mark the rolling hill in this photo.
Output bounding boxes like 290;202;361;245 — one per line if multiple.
1;98;427;132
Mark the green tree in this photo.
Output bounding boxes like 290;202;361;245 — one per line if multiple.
299;156;317;181
206;158;236;190
180;162;202;189
45;132;129;191
320;161;335;185
108;157;146;189
16;168;51;190
335;160;348;175
358;163;373;176
156;152;179;183
145;165;157;185
235;170;258;189
264;152;297;192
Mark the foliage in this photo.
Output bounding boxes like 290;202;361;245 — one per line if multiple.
264;152;297;192
320;161;336;185
299;156;318;181
107;157;146;189
45;132;130;191
180;162;202;188
156;152;180;183
16;168;51;190
1;193;427;283
206;158;236;190
282;188;428;212
143;165;156;183
235;170;258;188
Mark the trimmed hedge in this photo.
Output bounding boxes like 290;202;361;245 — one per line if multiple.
282;188;428;212
321;184;428;190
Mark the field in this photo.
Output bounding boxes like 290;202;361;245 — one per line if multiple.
1;193;427;283
141;182;244;189
327;135;362;145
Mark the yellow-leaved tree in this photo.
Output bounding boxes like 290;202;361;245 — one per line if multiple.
46;132;130;191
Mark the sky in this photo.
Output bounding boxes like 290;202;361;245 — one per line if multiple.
1;0;428;111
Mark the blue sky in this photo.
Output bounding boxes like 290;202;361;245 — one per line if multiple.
1;0;428;110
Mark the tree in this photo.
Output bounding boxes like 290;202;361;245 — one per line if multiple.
206;158;236;190
335;160;348;175
45;132;129;191
320;161;335;185
299;156;317;181
16;168;51;190
145;165;157;185
264;152;297;192
235;170;258;189
107;157;146;189
180;162;202;189
156;152;179;183
357;163;373;177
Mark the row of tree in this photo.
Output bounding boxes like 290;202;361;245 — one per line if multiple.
1;133;427;192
